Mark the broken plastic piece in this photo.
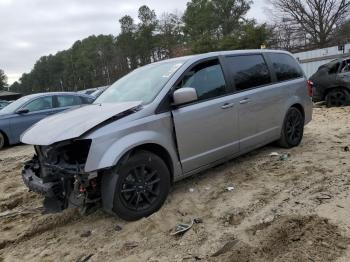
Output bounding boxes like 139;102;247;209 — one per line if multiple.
269;152;280;157
170;219;194;236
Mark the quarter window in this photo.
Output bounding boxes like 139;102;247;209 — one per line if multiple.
269;53;303;81
226;55;271;91
176;59;227;101
23;96;53;112
56;95;81;107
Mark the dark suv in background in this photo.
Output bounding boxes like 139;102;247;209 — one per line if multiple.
310;57;350;107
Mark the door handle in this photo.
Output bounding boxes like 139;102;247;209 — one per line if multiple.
221;103;235;109
239;98;251;104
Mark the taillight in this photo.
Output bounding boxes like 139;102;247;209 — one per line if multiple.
307;80;313;97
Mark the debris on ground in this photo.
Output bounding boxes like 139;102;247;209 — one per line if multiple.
123;241;139;250
193;218;203;224
80;230;92;238
170;219;194;236
227;186;235;192
77;254;94;262
269;152;280;157
115;225;123;231
279;154;290;161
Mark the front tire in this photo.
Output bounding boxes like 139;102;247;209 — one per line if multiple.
278;107;304;148
110;150;171;221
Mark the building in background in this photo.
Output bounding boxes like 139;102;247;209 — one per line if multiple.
0;91;22;101
294;43;350;78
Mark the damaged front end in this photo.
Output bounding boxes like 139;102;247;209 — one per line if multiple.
22;139;100;213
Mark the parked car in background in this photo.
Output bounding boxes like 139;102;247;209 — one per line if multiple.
0;100;10;110
310;57;350;107
0;92;94;149
90;85;109;98
21;50;312;221
77;88;97;96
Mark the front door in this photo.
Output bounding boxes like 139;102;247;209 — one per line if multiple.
10;96;54;143
172;59;239;173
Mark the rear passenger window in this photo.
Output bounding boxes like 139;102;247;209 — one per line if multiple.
56;95;81;107
176;59;227;101
226;55;271;92
269;53;303;81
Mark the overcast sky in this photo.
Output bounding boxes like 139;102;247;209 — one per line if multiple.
0;0;272;84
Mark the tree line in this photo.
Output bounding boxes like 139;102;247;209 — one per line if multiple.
4;0;350;94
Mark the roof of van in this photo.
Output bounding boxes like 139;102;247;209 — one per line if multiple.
155;49;293;65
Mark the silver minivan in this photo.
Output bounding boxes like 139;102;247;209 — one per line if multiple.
21;50;312;220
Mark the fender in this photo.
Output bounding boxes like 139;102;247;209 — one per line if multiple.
84;130;181;177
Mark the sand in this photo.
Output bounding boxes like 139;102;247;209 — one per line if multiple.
1;106;350;262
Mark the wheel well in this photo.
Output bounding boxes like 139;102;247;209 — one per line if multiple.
291;103;305;119
0;130;9;146
324;86;350;100
129;144;174;183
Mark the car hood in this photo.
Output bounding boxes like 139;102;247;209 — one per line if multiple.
21;102;142;146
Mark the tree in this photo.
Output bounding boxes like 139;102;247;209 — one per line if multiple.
183;0;271;52
136;5;158;64
0;69;8;91
117;15;138;70
271;0;350;48
157;12;185;58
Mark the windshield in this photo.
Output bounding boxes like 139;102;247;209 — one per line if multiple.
95;59;186;104
0;96;31;115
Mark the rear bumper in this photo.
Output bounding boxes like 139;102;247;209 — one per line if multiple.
312;86;324;102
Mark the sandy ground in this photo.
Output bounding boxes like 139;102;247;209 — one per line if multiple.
1;107;350;262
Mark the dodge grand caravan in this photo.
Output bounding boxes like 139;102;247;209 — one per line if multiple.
21;50;313;221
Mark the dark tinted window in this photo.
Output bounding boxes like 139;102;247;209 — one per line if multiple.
226;55;271;91
23;96;53;112
177;59;226;101
328;62;340;74
56;95;81;107
269;53;303;81
81;96;94;104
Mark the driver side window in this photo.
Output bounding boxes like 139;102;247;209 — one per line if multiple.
176;59;227;101
341;60;350;73
23;96;53;112
328;62;340;75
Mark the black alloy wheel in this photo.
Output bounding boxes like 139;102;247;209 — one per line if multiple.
120;165;161;211
278;107;304;148
112;150;170;221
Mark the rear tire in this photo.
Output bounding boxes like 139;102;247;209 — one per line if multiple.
110;150;171;221
278;107;304;148
326;88;350;107
0;132;5;150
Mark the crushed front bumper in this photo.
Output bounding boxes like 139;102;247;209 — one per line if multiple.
22;164;62;198
22;155;101;213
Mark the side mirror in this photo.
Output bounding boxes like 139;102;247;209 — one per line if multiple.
173;87;198;106
16;109;29;114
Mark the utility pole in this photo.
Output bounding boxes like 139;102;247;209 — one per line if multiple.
70;54;78;91
98;50;111;85
60;79;64;91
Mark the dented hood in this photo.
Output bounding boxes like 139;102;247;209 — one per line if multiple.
21;102;141;146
